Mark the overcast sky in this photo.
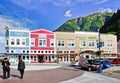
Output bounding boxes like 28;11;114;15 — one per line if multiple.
0;0;120;52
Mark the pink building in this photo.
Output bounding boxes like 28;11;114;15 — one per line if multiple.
30;29;55;63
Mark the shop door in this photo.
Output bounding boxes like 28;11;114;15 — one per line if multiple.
38;56;43;63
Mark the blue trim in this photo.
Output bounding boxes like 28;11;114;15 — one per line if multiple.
10;31;29;37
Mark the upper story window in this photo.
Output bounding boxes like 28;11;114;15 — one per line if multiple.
16;39;20;45
68;40;74;48
58;40;64;47
50;39;54;47
107;40;112;48
6;39;8;45
39;39;46;47
11;39;14;45
22;39;26;45
89;41;95;47
31;38;35;46
80;40;86;48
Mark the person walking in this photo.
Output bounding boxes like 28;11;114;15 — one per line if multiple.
18;57;25;79
1;57;10;79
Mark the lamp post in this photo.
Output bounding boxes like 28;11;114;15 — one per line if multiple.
98;29;102;73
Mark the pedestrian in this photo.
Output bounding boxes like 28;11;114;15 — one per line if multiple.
1;57;10;79
18;57;25;79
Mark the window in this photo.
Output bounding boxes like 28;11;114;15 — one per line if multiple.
107;40;112;48
41;51;43;53
16;39;20;45
23;50;25;53
27;56;29;60
11;50;14;53
68;40;74;48
34;51;36;53
50;39;54;47
6;39;8;45
27;51;29;53
89;41;95;47
52;51;54;53
38;51;40;53
34;56;36;61
23;56;25;60
22;39;26;45
11;39;14;45
31;38;35;46
31;56;33;61
58;40;64;47
80;41;86;47
39;39;46;47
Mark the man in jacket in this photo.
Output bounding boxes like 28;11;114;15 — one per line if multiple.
18;57;25;79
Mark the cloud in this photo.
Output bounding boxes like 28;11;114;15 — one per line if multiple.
0;15;25;52
78;0;109;5
64;10;72;17
11;0;41;10
99;8;113;13
11;0;94;8
0;15;24;35
0;36;5;52
94;0;108;5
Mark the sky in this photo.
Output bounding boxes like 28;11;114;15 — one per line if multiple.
0;0;120;52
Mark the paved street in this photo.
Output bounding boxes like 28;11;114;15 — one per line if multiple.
0;64;120;83
60;71;120;83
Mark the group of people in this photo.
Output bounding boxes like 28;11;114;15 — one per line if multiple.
1;56;25;79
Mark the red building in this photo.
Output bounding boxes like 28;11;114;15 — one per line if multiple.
30;29;55;63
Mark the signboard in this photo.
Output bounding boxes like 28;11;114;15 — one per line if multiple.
88;36;96;39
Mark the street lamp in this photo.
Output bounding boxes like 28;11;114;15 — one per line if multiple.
98;29;102;73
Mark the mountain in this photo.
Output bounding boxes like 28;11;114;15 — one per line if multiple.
55;12;113;32
100;9;120;41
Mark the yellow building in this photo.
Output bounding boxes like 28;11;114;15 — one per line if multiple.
55;31;117;63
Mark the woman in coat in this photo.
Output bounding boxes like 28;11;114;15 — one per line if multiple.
18;57;25;79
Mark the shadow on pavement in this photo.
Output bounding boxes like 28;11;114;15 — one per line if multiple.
11;74;20;79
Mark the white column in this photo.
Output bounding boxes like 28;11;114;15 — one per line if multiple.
68;55;70;62
50;56;53;61
62;56;64;62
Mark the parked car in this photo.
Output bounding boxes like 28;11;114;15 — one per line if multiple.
96;59;113;69
71;59;81;67
111;58;120;65
79;59;100;71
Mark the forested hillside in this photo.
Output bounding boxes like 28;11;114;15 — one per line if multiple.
55;12;113;32
100;9;120;40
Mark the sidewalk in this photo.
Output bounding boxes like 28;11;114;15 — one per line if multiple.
0;65;83;83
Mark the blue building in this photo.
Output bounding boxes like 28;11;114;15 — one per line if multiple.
5;26;30;63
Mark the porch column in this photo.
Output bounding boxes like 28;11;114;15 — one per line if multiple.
68;55;70;62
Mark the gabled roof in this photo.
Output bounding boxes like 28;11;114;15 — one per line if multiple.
31;29;54;34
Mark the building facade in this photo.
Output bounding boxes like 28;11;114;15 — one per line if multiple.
5;26;30;63
5;26;118;64
30;29;55;63
55;31;117;63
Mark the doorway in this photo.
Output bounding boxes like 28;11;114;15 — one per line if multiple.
38;56;43;63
